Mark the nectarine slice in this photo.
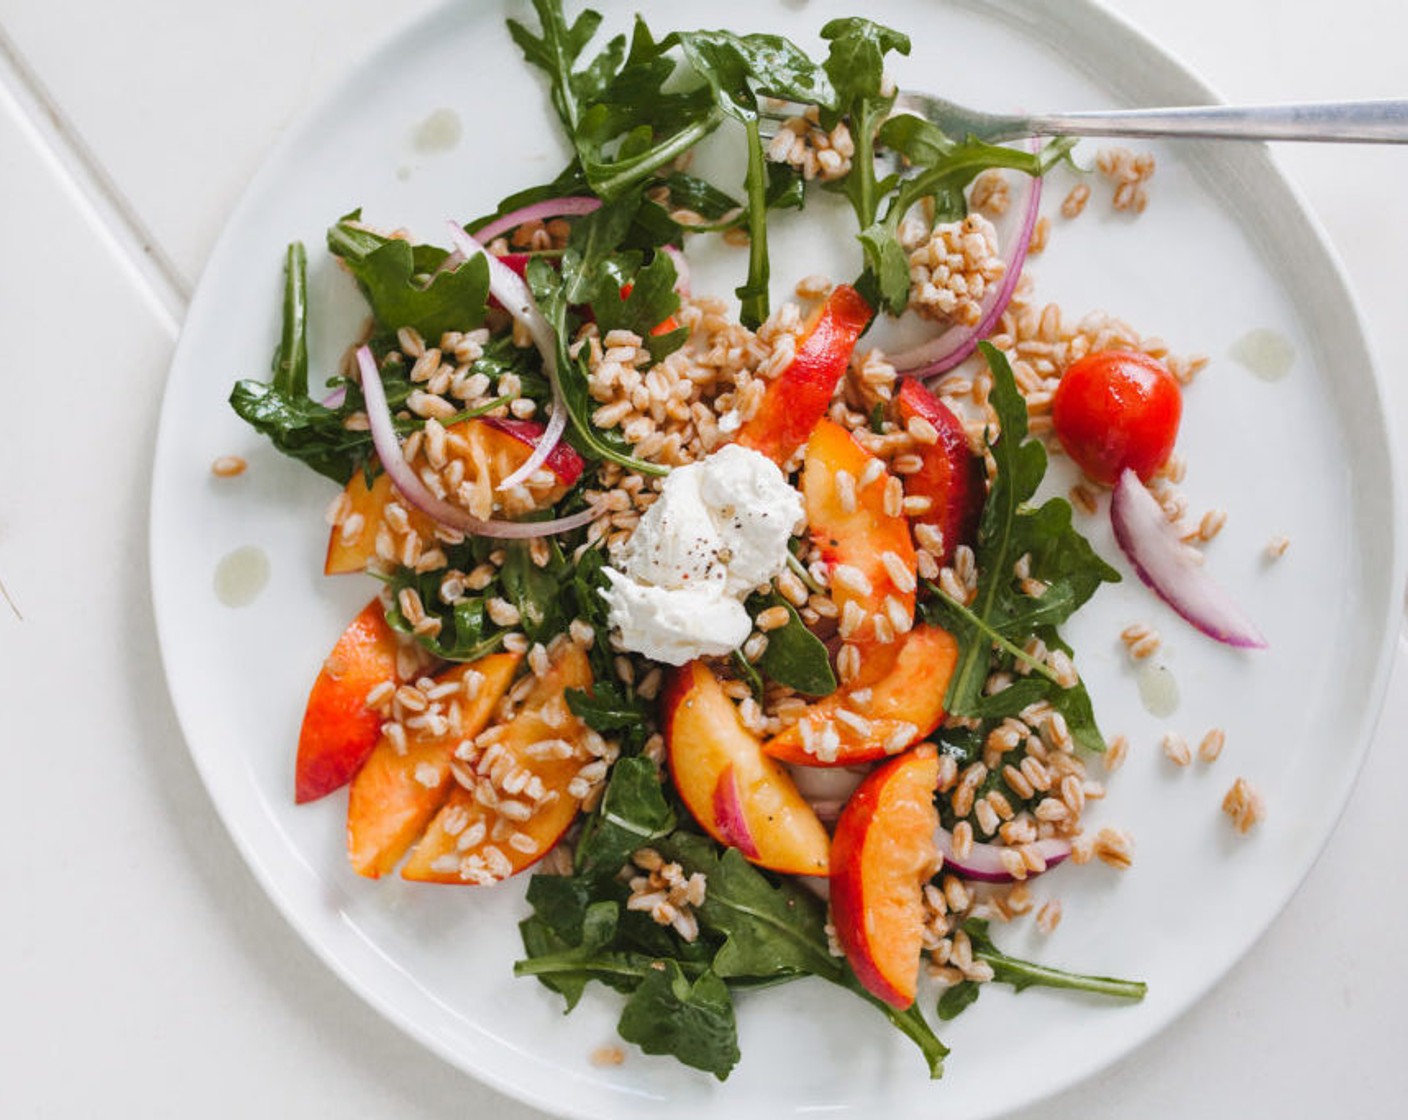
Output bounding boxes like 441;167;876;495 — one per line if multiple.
346;652;520;878
662;660;830;875
736;284;872;465
830;743;941;1009
763;625;957;766
324;418;584;575
895;378;985;566
295;599;402;804
400;642;593;884
803;418;918;686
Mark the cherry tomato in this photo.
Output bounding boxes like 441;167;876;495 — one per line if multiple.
1051;350;1182;484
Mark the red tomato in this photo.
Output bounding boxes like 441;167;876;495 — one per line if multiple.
1051;350;1182;484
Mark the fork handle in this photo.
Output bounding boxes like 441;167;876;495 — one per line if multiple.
1016;100;1408;144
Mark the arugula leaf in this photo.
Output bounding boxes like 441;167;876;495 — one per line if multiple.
657;833;839;981
923;345;1118;747
730;650;765;704
936;920;1147;1022
838;970;949;1078
518;878;601;1009
271;242;309;396
565;681;653;744
749;593;837;697
511;3;724;200
326;213;490;339
505;0;605;134
230;242;375;483
526;255;667;476
228;381;366;485
591;250;686;361
677;31;835;119
819;18;910;230
677;29;832;327
936;980;982;1022
499;540;567;642
573;756;677;879
617;962;740;1080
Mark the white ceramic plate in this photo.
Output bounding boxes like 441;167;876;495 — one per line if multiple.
149;1;1404;1117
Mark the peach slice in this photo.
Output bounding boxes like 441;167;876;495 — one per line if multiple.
895;377;985;566
762;625;957;767
802;418;918;686
830;743;941;1009
662;660;829;875
324;417;584;575
736;284;872;465
325;471;432;575
346;652;519;878
295;599;402;804
400;642;593;884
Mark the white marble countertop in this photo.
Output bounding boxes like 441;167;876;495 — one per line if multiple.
2;1;1405;1116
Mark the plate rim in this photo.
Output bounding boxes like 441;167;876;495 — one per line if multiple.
148;1;1407;1117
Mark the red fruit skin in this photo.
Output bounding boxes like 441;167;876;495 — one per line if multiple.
295;601;400;804
712;764;762;859
1051;350;1183;485
829;744;939;1010
895;378;986;565
736;284;874;465
480;416;585;487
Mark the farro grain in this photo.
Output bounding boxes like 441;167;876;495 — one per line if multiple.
1198;728;1226;763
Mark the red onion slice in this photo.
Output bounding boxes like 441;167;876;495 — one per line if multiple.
889;141;1043;380
443;221;568;494
935;825;1070;883
355;346;596;539
469;196;602;246
1110;469;1268;649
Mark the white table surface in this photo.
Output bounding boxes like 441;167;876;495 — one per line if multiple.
2;1;1405;1116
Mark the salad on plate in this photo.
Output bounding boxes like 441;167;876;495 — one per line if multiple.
225;0;1269;1081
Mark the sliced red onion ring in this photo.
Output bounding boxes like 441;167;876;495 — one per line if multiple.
1111;469;1268;649
469;196;602;246
935;825;1070;883
889;141;1043;380
443;221;567;494
320;386;346;408
355;346;596;539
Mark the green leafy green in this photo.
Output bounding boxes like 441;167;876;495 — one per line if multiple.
518;889;615;1010
499;540;568;642
922;344;1119;750
229;242;375;483
618;962;740;1079
271;241;309;395
936;979;983;1021
326;212;490;339
749;592;837;697
510;3;725;200
657;833;837;981
506;0;606;135
573;756;677;879
676;29;832;328
819;18;910;230
526;255;668;476
228;381;365;485
938;920;1147;1022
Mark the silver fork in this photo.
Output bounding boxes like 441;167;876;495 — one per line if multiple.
893;92;1408;144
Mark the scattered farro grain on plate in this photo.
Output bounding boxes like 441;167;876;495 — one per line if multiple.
211;454;247;478
1222;777;1266;834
